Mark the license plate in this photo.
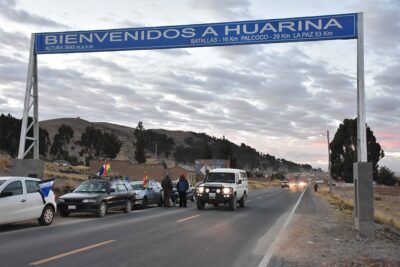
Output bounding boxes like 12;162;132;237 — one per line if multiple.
209;193;216;199
68;205;76;210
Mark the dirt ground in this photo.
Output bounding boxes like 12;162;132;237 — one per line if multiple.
271;188;400;267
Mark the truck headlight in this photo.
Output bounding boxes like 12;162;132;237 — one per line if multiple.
197;186;204;193
223;187;232;194
82;199;97;203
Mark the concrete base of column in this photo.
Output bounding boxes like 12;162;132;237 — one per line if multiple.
353;162;375;237
11;159;44;179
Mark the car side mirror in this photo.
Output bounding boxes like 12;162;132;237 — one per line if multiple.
109;188;116;193
147;187;153;191
70;187;75;192
0;191;13;198
237;180;242;185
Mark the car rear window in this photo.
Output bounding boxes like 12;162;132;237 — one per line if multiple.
75;180;109;193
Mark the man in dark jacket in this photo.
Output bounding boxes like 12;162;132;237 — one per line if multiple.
176;174;189;207
161;172;173;207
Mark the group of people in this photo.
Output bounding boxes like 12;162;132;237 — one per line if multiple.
161;172;190;207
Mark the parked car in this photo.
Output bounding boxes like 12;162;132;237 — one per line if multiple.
130;180;163;208
195;168;248;211
281;179;289;188
57;177;135;218
0;176;56;226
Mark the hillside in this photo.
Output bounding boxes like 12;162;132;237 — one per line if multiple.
39;117;318;172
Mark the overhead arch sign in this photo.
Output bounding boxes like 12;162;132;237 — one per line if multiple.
19;12;373;235
35;13;357;54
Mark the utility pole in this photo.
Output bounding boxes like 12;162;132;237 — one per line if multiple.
326;130;332;193
155;143;158;164
321;130;332;193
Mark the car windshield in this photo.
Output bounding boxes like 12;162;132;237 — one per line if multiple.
206;173;235;183
131;183;145;190
74;180;108;193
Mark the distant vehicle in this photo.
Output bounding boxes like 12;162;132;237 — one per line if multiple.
281;180;289;188
57;177;135;218
130;181;163;208
0;177;56;226
195;168;248;211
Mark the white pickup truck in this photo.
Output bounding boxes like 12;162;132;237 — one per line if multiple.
195;168;248;211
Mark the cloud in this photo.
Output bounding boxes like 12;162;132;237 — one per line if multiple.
0;0;68;28
190;0;251;20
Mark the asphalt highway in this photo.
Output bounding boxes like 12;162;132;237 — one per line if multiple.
0;187;307;267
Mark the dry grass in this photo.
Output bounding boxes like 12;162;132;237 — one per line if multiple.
248;179;280;190
317;185;400;231
0;152;12;174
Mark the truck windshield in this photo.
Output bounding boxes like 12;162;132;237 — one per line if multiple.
206;173;235;183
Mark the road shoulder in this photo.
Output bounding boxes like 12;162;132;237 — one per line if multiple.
269;188;400;267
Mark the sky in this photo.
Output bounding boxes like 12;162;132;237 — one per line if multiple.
0;0;399;172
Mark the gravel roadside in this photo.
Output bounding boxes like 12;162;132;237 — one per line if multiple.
269;188;400;267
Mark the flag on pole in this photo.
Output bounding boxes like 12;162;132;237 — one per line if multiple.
39;178;55;197
143;172;148;188
97;160;112;176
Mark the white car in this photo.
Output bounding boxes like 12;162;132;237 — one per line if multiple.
0;177;56;226
195;168;248;210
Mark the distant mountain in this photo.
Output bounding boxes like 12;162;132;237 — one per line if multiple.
40;117;319;172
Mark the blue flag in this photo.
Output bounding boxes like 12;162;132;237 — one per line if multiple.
39;178;55;197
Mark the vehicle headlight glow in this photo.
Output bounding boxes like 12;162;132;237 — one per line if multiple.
222;187;232;194
82;199;97;203
216;189;221;193
197;186;204;193
205;188;210;193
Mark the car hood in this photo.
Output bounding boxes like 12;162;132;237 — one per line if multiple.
60;192;104;199
201;182;236;188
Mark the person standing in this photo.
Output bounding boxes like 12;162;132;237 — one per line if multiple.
161;172;173;207
176;174;189;207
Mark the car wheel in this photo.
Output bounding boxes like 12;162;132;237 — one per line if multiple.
124;200;132;213
60;210;70;217
196;200;205;210
239;193;247;208
157;196;163;207
142;197;148;209
38;205;55;226
96;202;107;218
229;194;237;211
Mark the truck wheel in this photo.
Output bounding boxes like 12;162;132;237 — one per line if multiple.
229;194;237;211
196;200;205;210
239;193;247;208
38;205;55;226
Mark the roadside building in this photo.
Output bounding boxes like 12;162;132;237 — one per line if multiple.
168;164;196;185
89;160;165;182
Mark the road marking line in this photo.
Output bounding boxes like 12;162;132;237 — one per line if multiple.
258;188;307;267
176;214;200;223
29;240;115;265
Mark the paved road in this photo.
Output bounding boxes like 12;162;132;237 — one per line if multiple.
0;187;307;267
